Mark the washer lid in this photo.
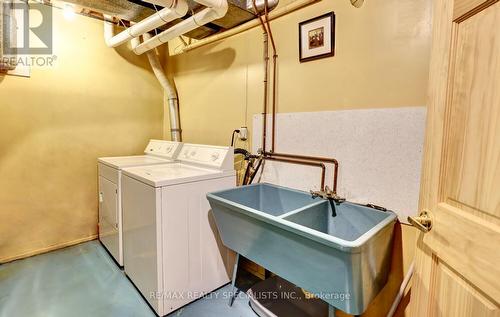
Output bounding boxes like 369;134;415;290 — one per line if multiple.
98;155;175;169
122;163;235;187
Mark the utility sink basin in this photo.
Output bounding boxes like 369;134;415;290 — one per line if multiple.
207;183;397;315
284;200;392;241
212;182;319;216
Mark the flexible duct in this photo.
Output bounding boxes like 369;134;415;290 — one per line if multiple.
103;16;182;141
103;0;188;48
133;0;228;54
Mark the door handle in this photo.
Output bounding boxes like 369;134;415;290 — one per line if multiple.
408;210;432;233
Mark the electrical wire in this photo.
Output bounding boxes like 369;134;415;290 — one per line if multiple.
230;129;240;147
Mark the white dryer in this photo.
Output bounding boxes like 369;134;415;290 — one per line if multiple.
97;139;182;266
121;144;236;316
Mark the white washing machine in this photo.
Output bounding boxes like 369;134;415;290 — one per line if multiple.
97;139;182;267
121;144;236;316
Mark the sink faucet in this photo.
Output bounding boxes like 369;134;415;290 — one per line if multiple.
310;186;345;203
310;186;345;217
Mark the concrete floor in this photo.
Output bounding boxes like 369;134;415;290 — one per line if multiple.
0;241;256;317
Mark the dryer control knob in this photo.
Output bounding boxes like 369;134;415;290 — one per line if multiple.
211;152;220;161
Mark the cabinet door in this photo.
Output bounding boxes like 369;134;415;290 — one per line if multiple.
98;176;118;256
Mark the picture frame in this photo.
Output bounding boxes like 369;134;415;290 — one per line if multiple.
298;12;335;63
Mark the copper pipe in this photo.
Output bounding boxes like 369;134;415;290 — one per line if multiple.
252;0;340;196
264;152;338;194
252;0;268;32
262;34;269;153
264;156;326;191
264;0;277;53
264;0;278;153
271;54;277;152
252;0;270;152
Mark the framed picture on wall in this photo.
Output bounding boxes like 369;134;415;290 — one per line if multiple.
299;12;335;63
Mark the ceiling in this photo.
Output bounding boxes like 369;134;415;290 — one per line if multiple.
59;0;270;39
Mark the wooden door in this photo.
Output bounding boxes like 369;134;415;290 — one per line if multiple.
410;0;500;316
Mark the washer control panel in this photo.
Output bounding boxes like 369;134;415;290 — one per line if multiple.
144;140;182;159
178;144;233;170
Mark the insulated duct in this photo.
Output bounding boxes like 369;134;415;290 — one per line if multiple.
133;0;228;54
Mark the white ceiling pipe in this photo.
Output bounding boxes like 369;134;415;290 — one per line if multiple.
102;15;182;141
103;0;188;48
142;34;177;100
133;0;228;55
103;15;115;45
140;33;182;141
130;37;141;50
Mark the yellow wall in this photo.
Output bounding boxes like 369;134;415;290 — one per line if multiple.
0;8;164;262
168;0;431;146
169;0;430;315
0;0;429;313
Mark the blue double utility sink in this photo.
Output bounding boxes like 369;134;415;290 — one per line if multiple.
207;183;397;315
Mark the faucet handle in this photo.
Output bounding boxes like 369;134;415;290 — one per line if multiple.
310;189;324;199
324;186;332;194
332;195;346;203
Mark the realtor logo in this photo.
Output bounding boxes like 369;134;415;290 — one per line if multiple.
2;1;53;55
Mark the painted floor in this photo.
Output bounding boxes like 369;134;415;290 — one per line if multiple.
0;241;256;317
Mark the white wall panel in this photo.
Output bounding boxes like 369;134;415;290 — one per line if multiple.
252;107;426;222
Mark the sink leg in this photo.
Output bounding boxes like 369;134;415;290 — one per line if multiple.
228;253;240;307
328;305;336;317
